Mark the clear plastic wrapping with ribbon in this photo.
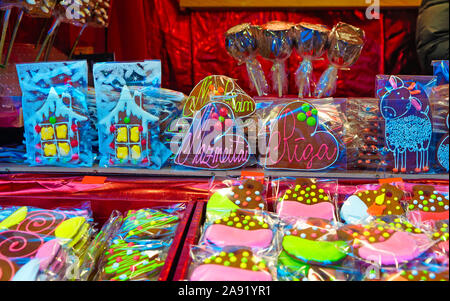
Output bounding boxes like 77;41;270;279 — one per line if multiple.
187;245;276;281
0;202;96;281
344;98;387;172
257;98;347;172
339;181;408;225
272;177;339;224
93;61;172;169
255;21;294;98
225;23;269;97
337;216;435;268
16;61;94;167
315;22;365;98
292;23;330;98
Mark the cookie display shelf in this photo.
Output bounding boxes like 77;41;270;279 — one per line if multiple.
0;163;448;180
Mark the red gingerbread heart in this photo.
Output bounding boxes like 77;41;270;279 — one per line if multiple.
264;100;340;170
175;102;250;170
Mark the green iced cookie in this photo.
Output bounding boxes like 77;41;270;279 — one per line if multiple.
206;192;239;218
282;235;348;264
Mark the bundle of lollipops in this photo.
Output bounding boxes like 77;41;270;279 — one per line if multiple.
0;0;112;67
225;21;365;98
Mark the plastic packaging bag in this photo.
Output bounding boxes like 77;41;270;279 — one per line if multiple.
405;184;449;224
188;245;276;281
16;61;94;167
338;217;435;267
430;84;449;172
344;98;387;172
259;98;347;171
339;182;406;225
205;177;269;219
272;177;339;223
199;209;279;252
93;61;172;169
376;75;438;174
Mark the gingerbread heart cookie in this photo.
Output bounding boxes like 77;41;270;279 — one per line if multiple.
277;178;336;221
264;101;340;171
407;185;449;222
282;218;348;266
204;209;273;249
340;184;405;224
339;218;431;265
206;179;267;218
190;249;272;281
175;102;251;170
182;75;256;118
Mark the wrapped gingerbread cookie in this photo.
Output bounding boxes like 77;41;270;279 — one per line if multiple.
16;61;94;167
376;264;449;281
338;217;434;267
260;98;347;171
292;23;330;98
344;98;386;172
205;177;269;219
430;84;449;172
94;205;185;281
188;245;276;281
315;22;365;98
272;178;338;223
340;182;406;225
256;21;294;97
225;23;269;97
199;209;278;252
0;203;95;281
406;184;449;224
376;75;437;174
93;61;172;169
278;218;349;271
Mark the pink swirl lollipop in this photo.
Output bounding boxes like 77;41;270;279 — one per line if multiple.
0;230;44;258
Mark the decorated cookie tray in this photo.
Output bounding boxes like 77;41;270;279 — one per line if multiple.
173;178;449;281
0;195;197;281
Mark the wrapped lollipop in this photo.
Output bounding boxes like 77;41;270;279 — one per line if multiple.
256;21;294;98
315;22;365;98
225;23;268;97
36;0;93;61
67;0;112;59
292;23;330;98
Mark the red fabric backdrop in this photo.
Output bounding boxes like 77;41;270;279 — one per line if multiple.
6;0;421;97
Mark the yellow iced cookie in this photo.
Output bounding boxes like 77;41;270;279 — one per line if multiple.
116;127;128;142
44;143;57;157
55;216;86;242
0;206;28;229
130;127;140;142
41;126;54;140
131;145;141;159
58;142;71;156
116;146;128;159
56;124;68;139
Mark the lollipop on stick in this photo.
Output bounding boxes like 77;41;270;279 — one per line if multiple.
36;0;93;61
68;0;111;59
292;22;329;98
256;21;294;98
314;22;365;98
225;23;268;97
